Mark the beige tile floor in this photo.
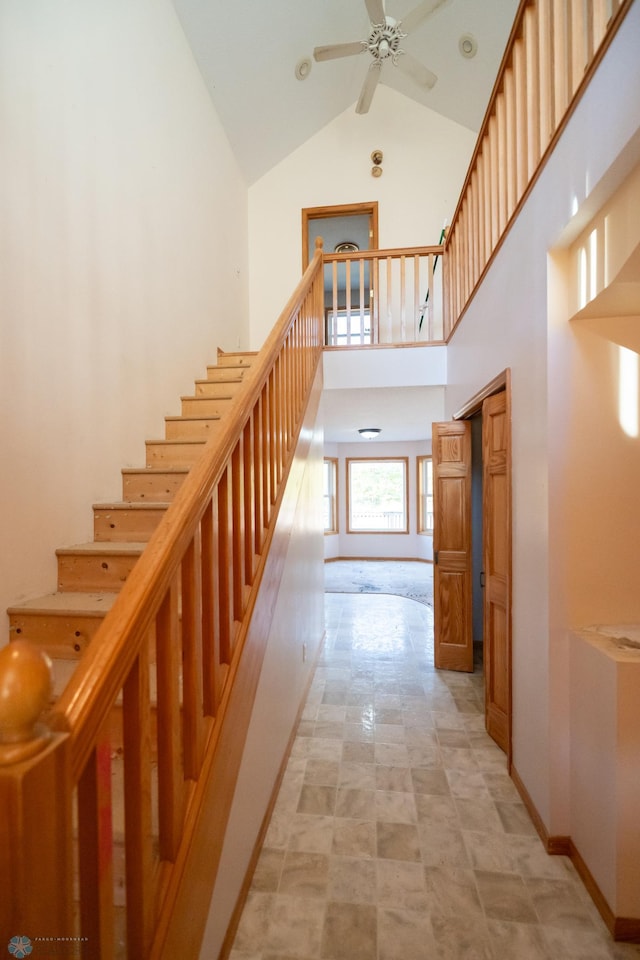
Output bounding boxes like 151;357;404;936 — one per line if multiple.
229;593;640;960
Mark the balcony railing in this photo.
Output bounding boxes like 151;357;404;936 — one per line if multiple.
323;245;444;346
443;0;631;336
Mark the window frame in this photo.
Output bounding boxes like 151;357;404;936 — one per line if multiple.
417;455;434;536
323;457;339;535
346;457;410;535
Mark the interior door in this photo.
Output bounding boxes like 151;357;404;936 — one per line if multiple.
482;390;511;755
432;420;473;671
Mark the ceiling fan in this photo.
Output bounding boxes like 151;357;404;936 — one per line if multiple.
313;0;450;114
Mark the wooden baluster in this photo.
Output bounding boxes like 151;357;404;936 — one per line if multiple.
0;641;73;942
537;0;555;149
386;256;392;343
489;113;499;250
399;255;406;342
253;396;263;554
470;168;480;288
476;152;485;274
332;259;338;345
569;0;587;97
200;501;219;716
513;35;528;202
243;417;256;585
123;643;154;956
524;4;541;178
345;259;352;345
77;735;115;958
231;440;244;622
217;465;233;665
496;92;508;235
482;144;492;266
268;370;277;506
504;63;517;221
182;532;204;778
156;575;185;858
413;254;420;341
553;0;570;125
359;257;366;343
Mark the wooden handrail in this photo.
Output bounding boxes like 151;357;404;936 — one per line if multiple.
3;242;325;957
443;0;633;337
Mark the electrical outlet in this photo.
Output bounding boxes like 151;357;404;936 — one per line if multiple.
302;642;307;663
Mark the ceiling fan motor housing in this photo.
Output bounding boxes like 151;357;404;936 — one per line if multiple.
365;18;406;64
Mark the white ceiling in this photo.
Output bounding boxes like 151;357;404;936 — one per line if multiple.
321;385;445;443
172;0;519;184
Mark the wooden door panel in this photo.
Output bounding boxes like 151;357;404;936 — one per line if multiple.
432;420;473;672
482;390;511;756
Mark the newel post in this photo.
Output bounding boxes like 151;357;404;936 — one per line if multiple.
0;641;74;942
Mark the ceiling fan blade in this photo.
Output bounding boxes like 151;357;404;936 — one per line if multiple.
365;0;386;24
356;63;382;114
400;0;450;35
313;41;365;62
396;52;437;89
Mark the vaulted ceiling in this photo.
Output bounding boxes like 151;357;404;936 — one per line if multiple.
173;0;519;184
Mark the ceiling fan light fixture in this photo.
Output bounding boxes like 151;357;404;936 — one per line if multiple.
358;428;381;439
459;34;477;59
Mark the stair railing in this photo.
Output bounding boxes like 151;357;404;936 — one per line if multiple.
443;0;632;337
322;244;445;346
0;241;325;958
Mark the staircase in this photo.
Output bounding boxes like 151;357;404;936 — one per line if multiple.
7;348;257;699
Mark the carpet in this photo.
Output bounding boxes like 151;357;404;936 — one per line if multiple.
324;559;433;607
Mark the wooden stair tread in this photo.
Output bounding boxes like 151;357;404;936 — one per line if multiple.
165;414;223;423
56;541;147;556
121;467;189;476
93;501;171;510
145;438;206;446
8;592;118;616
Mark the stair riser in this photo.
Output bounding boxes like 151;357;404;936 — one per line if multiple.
145;442;205;469
192;381;239;399
9;614;105;659
215;354;255;368
122;471;187;503
58;553;141;593
165;418;223;441
181;396;231;417
205;367;249;382
94;507;166;542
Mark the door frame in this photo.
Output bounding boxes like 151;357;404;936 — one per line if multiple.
453;368;512;766
301;201;379;268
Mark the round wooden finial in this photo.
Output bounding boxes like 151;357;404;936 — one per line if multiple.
315;236;324;250
0;641;53;749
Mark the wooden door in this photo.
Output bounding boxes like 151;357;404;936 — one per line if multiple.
482;390;511;755
432;420;473;671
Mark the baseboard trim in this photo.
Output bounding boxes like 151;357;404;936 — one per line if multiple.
510;764;640;942
219;631;326;960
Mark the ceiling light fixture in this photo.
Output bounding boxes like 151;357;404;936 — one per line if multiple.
358;428;381;439
458;34;478;59
295;57;312;80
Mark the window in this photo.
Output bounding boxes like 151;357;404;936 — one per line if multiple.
347;458;409;533
417;456;434;534
323;458;338;534
326;310;371;347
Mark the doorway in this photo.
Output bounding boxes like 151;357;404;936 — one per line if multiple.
432;370;512;761
301;201;378;267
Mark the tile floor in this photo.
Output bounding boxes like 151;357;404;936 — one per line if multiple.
229;593;640;960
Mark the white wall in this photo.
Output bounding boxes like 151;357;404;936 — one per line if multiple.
324;439;432;561
0;0;249;641
248;84;476;349
445;1;640;834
